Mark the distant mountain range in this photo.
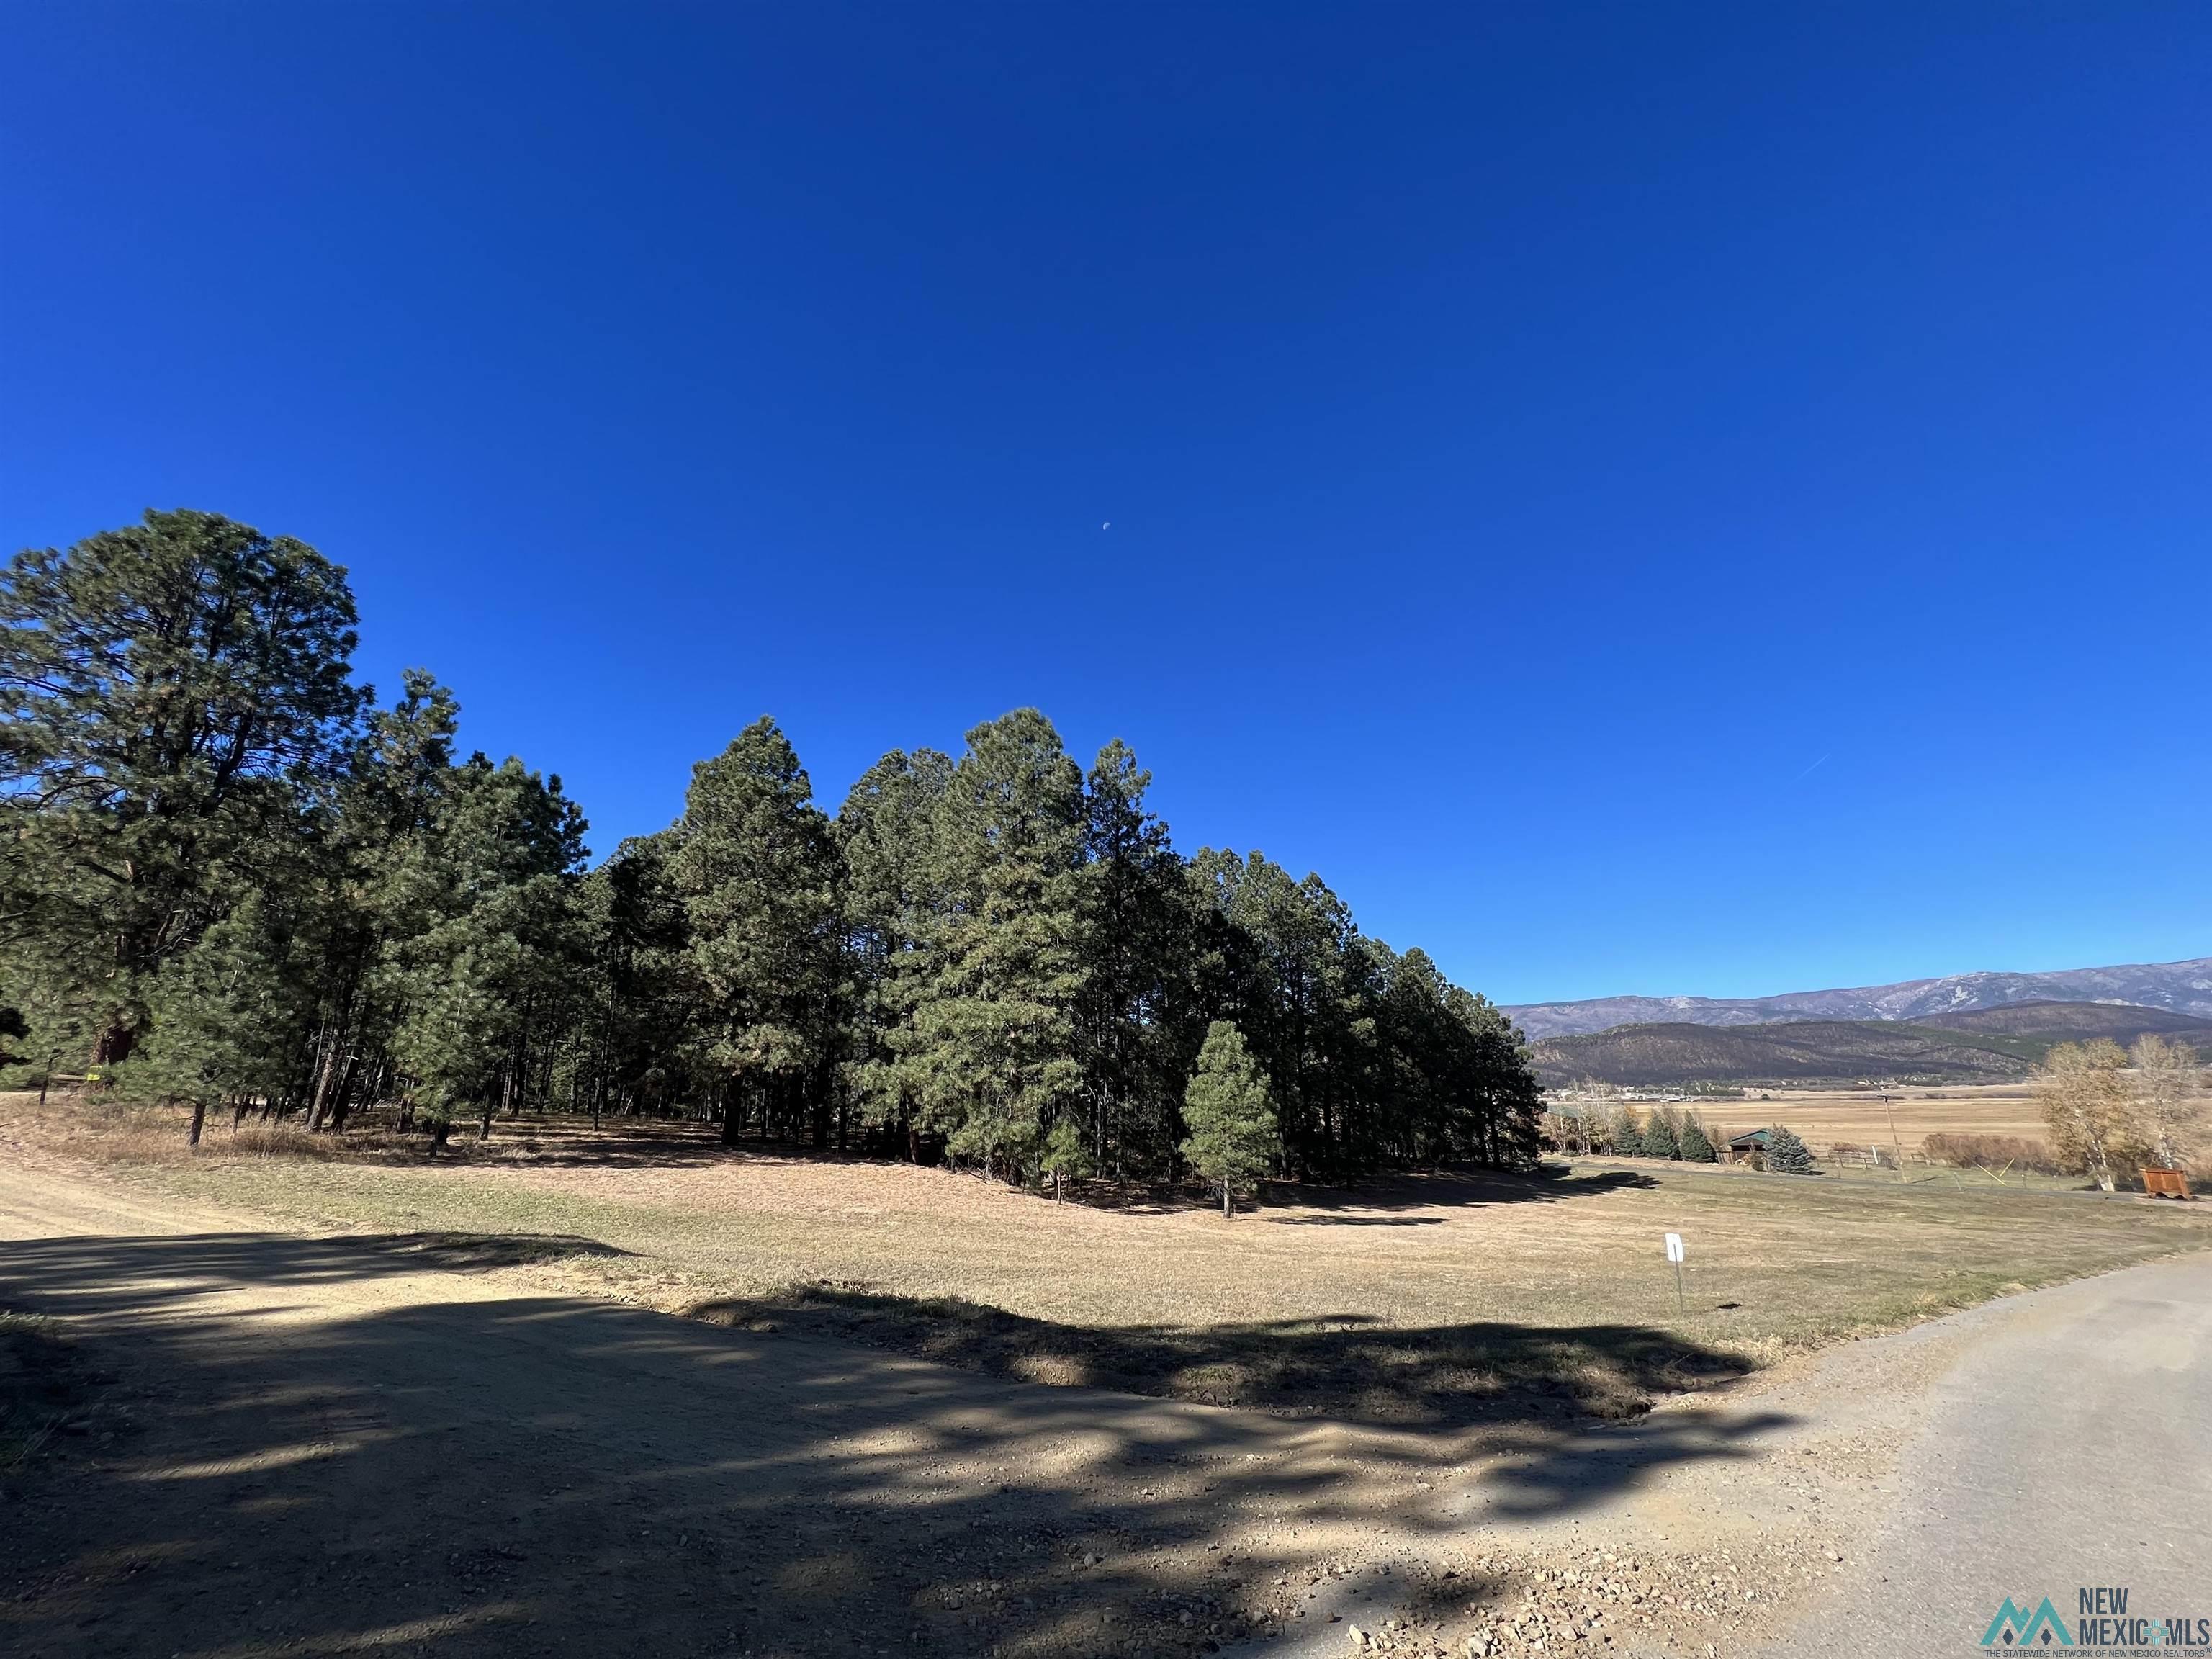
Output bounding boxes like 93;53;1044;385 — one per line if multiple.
1528;1001;2212;1089
1503;957;2212;1041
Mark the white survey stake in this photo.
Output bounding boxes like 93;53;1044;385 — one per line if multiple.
1665;1232;1685;1262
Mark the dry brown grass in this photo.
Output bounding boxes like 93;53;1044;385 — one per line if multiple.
1703;1082;2046;1148
0;1091;426;1166
8;1092;2209;1426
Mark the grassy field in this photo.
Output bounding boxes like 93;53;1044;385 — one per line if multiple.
1694;1081;2047;1148
6;1091;2208;1426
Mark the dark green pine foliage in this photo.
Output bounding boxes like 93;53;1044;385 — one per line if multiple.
1180;1020;1280;1216
1187;850;1366;1176
385;754;588;1145
1678;1117;1717;1163
1763;1123;1815;1174
677;718;845;1146
900;710;1087;1180
0;510;365;1068
293;670;463;1136
1074;739;1200;1179
836;747;954;1156
573;829;702;1119
1614;1115;1647;1156
1642;1112;1681;1159
1;511;1552;1176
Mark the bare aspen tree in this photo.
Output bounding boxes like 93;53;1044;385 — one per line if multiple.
2129;1035;2203;1172
2034;1039;2131;1192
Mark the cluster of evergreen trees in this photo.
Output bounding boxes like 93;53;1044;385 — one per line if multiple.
1;511;1544;1181
1549;1094;1722;1163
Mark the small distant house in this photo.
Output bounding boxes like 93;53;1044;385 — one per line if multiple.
1723;1128;1770;1166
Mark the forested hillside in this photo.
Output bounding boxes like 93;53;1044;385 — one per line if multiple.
1529;1004;2212;1089
0;511;1542;1180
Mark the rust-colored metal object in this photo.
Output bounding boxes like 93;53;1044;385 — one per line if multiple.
2142;1168;2193;1200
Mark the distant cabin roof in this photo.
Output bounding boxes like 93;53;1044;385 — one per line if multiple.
1727;1128;1771;1148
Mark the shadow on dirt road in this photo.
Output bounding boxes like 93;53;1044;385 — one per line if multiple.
0;1230;1788;1659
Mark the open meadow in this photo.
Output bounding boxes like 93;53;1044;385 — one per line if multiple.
7;1090;2206;1426
1699;1082;2046;1151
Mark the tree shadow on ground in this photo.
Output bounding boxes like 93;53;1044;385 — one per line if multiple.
1267;1215;1444;1226
686;1285;1744;1426
0;1231;1790;1659
1084;1164;1660;1220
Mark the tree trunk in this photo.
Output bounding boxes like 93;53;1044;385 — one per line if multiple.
1222;1175;1232;1218
307;1034;349;1132
91;1022;135;1068
188;1100;207;1147
327;1054;359;1134
477;1100;493;1141
38;1051;60;1107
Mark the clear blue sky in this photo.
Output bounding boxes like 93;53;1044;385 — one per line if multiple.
4;4;2206;1005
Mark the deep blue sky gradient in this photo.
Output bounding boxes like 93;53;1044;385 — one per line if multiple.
4;3;2207;1003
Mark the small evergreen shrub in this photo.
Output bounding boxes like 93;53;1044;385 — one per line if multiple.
1763;1123;1815;1174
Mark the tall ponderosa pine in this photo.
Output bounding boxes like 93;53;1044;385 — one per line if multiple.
837;747;954;1156
678;718;845;1146
1;510;364;1066
900;710;1086;1179
1075;739;1198;1178
574;830;702;1120
1181;1020;1280;1216
385;754;588;1144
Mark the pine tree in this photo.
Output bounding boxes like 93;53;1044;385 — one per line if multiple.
1076;739;1197;1178
1613;1112;1646;1156
837;747;954;1157
899;711;1087;1181
385;753;588;1143
1642;1111;1680;1159
573;830;702;1121
1;510;366;1069
678;718;845;1146
1180;1020;1280;1217
1763;1123;1815;1174
1039;1117;1089;1200
1678;1116;1717;1163
1189;850;1363;1174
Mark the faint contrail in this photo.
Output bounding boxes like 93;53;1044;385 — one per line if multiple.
1792;752;1830;783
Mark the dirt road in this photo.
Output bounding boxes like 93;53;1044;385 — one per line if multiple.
1757;1253;2212;1656
2;1158;2205;1659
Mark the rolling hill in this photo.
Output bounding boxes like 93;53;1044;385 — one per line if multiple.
1528;1002;2212;1089
1504;956;2212;1040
